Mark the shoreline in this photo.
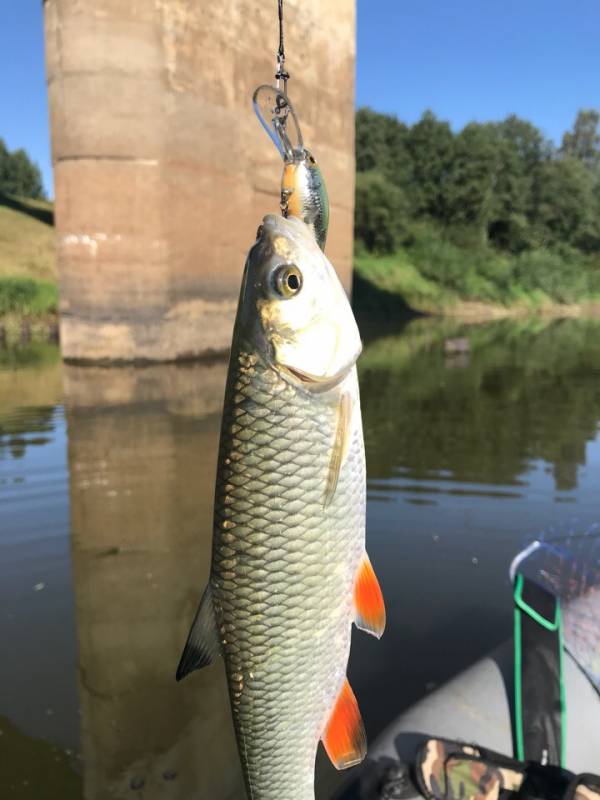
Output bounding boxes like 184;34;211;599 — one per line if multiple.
0;313;59;347
4;299;600;350
422;299;600;323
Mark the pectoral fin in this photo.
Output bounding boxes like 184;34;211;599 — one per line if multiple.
323;392;353;508
176;584;220;681
321;678;367;770
354;553;386;638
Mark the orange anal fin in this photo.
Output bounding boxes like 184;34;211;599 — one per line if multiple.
322;678;367;770
354;553;386;639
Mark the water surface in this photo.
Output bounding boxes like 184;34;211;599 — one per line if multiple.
2;318;600;798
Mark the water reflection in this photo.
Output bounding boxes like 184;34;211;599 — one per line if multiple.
360;318;600;491
0;348;79;798
64;361;245;799
3;317;600;799
347;317;600;766
0;345;62;460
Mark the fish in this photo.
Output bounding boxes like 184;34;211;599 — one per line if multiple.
281;148;330;251
176;213;385;800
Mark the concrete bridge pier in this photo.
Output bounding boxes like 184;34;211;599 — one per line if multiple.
44;0;356;362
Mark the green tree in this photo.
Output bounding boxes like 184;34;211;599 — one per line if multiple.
444;123;501;245
561;109;600;167
354;171;408;254
487;116;549;251
353;106;600;272
0;138;11;190
405;111;454;220
0;139;46;199
355;108;413;194
531;157;595;248
499;114;550;170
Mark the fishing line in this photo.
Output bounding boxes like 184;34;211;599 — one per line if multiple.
253;0;304;159
275;0;290;97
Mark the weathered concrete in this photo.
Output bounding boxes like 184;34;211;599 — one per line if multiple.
44;0;356;362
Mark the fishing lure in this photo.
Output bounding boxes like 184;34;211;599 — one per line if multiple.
253;84;330;251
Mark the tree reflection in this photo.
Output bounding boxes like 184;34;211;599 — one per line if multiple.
360;318;600;491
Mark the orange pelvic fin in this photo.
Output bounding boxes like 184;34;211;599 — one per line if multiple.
354;553;386;639
322;678;367;770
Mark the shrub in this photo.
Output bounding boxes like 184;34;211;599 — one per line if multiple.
0;277;58;316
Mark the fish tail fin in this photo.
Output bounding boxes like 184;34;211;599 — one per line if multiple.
176;584;220;681
322;678;367;770
354;552;386;638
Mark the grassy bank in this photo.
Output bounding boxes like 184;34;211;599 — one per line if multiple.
0;276;58;316
0;194;58;342
3;189;600;338
354;223;600;321
0;194;56;280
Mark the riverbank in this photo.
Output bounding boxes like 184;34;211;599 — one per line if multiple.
353;246;600;325
0;194;58;343
3;190;600;346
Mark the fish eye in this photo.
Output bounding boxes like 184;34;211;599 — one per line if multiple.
256;224;264;239
273;264;303;299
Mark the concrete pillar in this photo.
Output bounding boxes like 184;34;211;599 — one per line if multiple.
45;1;356;362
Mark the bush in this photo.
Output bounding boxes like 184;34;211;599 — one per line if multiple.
0;277;58;316
512;249;600;303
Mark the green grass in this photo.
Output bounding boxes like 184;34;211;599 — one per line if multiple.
2;190;599;324
0;194;56;281
0;194;57;322
0;276;58;316
355;250;444;306
354;223;600;314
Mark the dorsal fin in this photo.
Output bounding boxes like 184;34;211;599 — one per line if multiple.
321;678;367;770
176;585;220;681
354;553;386;638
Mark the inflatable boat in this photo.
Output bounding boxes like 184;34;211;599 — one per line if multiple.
344;539;600;800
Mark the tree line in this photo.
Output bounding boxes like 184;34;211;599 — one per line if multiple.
0;139;46;200
355;108;600;257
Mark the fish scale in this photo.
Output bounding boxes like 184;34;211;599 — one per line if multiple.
211;346;366;800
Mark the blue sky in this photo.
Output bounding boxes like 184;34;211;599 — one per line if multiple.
356;0;600;139
1;3;50;193
2;1;600;198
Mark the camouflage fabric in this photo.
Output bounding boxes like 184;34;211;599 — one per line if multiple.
415;736;600;800
416;738;524;800
417;738;481;799
443;756;501;800
571;776;600;800
497;766;524;792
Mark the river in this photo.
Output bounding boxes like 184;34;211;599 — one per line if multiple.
2;318;600;798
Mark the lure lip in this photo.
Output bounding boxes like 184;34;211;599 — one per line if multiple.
252;84;304;162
